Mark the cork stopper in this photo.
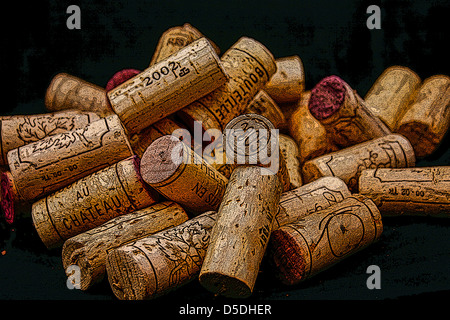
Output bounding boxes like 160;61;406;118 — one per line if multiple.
105;69;141;92
1;171;19;224
308;75;346;120
140;135;184;185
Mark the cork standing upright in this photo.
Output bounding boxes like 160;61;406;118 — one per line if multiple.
107;38;228;134
199;166;282;298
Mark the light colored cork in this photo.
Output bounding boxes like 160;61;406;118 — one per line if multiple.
274;176;351;228
396;75;450;158
106;211;217;300
31;155;159;249
245;90;286;129
279;133;302;189
264;55;305;103
62;201;188;290
359;166;450;217
6;114;133;202
269;195;383;285
140;135;228;215
0;110;100;166
178;37;277;133
149;23;220;65
364;65;421;130
199;166;282;298
45;73;114;117
107;38;228;134
302;134;415;192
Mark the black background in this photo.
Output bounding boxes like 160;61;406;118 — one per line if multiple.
0;0;449;304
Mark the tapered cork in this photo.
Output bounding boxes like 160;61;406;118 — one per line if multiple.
140;135;228;215
359;166;450;217
106;211;217;300
107;38;228;134
45;73;114;117
309;75;391;147
178;37;277;133
269;195;383;285
279;134;302;189
302;134;415;192
199;166;282;298
364;66;421;130
5;114;133;203
62;201;188;290
396;75;450;158
31;156;159;249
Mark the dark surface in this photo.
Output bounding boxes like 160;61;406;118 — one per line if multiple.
1;0;449;304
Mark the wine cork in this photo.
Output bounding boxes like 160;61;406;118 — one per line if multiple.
359;166;450;217
31;156;159;249
279;133;302;189
302;134;415;192
0;110;100;167
129;117;187;158
308;75;392;147
5;114;133;203
1;171;29;224
288;91;338;164
140;135;228;215
364;66;421;130
178;37;277;133
396;75;450;158
269;195;383;285
245;90;286;129
106;210;217;300
45;73;114;116
62;201;188;290
199;166;282;298
222;113;290;191
264;55;305;104
274;176;351;228
107;38;228;134
149;23;220;65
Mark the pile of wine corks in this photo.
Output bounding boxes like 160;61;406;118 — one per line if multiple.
1;23;449;299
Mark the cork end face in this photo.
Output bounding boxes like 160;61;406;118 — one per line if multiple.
105;69;141;92
309;75;347;120
106;248;156;300
199;271;253;299
141;135;185;185
1;172;15;224
269;229;307;286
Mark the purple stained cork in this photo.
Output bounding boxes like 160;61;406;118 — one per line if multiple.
308;75;347;120
105;69;141;92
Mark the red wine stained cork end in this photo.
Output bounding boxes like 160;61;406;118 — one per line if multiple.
308;75;347;120
105;69;141;92
1;172;16;224
269;229;307;285
140;136;185;185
